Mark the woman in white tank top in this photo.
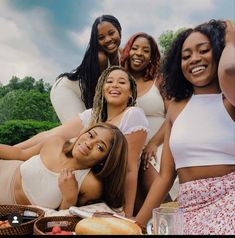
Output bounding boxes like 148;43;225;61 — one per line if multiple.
121;33;178;213
0;123;128;211
50;15;122;123
135;20;235;235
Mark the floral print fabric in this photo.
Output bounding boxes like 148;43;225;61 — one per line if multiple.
178;171;235;235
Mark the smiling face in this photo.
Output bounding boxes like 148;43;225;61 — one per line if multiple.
97;21;121;55
181;32;219;93
103;69;132;106
72;127;113;167
129;36;151;72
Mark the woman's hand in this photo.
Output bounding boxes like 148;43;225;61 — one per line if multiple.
224;20;235;46
141;142;158;170
58;168;78;207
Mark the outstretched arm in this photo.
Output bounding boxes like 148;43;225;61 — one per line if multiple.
15;116;84;149
218;20;235;106
0;142;43;161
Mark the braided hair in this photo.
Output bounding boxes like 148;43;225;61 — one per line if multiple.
89;65;137;127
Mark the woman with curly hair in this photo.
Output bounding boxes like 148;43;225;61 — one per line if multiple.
16;65;149;218
50;15;122;123
121;33;177;213
136;19;235;235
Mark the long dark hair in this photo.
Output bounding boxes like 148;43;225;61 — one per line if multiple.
57;15;122;109
63;122;128;209
161;19;226;101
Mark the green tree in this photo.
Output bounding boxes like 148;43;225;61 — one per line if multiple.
158;27;186;55
0;120;60;145
0;89;59;123
0;76;51;98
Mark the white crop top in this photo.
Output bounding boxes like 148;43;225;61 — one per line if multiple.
20;155;90;209
169;93;235;170
79;106;149;135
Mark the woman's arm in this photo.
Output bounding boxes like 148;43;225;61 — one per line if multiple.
15;116;84;149
135;111;176;226
141;98;171;169
58;170;102;210
58;168;79;210
141;121;166;169
0;142;43;161
124;130;147;218
218;20;235;106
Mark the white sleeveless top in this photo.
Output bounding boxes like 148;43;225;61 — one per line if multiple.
170;93;235;170
136;81;165;142
20;155;90;209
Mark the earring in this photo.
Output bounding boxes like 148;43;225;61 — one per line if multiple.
128;96;134;106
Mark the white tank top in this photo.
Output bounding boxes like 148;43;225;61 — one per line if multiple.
169;93;235;170
136;81;165;142
20;155;90;209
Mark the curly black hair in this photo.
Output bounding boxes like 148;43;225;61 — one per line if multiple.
161;19;226;101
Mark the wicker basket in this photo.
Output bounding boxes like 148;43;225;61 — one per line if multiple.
0;204;45;235
33;216;81;235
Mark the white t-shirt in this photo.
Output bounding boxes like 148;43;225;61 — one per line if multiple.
79;106;149;135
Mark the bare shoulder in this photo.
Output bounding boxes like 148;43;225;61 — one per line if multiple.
79;172;103;205
43;135;65;147
167;98;189;124
40;135;65;157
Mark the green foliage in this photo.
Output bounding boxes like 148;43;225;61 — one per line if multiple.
0;120;60;145
0;76;51;97
158;27;186;55
0;89;59;124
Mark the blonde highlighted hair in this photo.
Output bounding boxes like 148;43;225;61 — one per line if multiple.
89;65;137;127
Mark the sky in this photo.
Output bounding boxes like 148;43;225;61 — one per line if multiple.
0;0;234;86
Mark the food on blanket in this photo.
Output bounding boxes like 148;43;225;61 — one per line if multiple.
52;226;62;234
46;226;75;235
75;217;143;235
0;220;11;229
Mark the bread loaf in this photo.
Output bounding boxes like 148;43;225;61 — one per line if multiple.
75;217;142;235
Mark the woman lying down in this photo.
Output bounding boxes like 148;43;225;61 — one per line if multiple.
0;123;128;212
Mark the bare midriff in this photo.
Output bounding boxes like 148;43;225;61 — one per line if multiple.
13;167;31;205
178;165;235;183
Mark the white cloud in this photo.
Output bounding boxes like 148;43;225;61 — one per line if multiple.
0;0;63;85
68;27;91;49
0;0;231;86
89;0;215;45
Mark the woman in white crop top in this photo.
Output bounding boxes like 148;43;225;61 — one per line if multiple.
121;33;178;213
0;123;128;210
136;20;235;235
15;66;149;218
50;15;122;123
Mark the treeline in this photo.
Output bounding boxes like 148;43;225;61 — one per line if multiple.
0;76;60;145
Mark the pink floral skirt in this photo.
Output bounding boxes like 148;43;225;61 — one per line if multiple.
178;171;235;235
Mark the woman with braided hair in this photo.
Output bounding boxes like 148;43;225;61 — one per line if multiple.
16;65;149;218
50;15;122;123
